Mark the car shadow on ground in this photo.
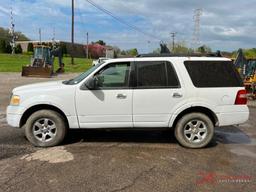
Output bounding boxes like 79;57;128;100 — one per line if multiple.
63;126;252;147
63;129;219;148
64;129;176;144
214;126;252;144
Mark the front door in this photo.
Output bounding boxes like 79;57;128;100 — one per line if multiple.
76;62;133;128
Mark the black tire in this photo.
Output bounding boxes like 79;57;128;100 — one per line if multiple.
174;113;214;149
25;110;67;147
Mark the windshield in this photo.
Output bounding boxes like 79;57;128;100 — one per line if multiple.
63;62;103;85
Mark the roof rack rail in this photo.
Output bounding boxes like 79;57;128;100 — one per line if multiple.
137;51;223;58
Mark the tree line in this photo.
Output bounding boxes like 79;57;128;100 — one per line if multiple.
0;40;23;54
0;27;29;54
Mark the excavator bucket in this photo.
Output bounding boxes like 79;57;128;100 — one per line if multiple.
21;66;52;78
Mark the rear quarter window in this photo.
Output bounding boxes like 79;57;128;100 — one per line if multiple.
184;61;243;88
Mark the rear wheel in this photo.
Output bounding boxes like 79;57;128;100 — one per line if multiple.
25;110;67;147
175;113;214;148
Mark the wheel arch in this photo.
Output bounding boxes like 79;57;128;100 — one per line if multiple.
20;104;69;128
171;106;219;128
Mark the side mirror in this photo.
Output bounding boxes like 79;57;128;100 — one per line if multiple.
84;76;96;90
84;75;104;90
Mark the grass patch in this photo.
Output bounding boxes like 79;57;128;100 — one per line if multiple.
0;53;93;73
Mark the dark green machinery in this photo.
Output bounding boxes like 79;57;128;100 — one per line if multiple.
234;49;256;99
22;45;64;78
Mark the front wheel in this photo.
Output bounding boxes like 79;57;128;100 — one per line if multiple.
175;113;214;148
25;110;67;147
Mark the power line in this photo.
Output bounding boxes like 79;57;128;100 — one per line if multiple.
84;0;162;41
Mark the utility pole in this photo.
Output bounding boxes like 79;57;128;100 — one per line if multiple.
52;27;56;47
147;40;151;53
9;7;16;54
170;32;176;52
52;27;55;41
39;28;41;44
86;32;89;59
71;0;74;65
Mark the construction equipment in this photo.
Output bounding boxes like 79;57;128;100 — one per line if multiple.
22;45;64;78
160;42;171;54
244;59;256;99
234;49;256;99
22;45;53;78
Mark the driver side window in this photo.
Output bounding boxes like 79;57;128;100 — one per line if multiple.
95;62;131;89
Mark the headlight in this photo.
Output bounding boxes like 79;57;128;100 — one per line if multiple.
10;95;20;106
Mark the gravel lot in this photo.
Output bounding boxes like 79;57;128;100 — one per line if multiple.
0;73;255;192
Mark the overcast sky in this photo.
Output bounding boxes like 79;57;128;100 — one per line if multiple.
0;0;255;53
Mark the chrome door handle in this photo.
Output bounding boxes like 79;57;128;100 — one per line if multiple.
173;93;183;98
116;93;127;99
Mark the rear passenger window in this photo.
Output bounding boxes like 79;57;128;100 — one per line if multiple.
136;61;180;88
184;61;243;87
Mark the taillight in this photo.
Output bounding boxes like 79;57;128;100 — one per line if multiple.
235;90;247;105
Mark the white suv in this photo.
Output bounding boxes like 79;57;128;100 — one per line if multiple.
7;55;249;148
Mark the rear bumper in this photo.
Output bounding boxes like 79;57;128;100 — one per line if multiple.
216;105;249;126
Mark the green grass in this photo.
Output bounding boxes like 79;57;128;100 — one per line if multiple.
0;53;93;73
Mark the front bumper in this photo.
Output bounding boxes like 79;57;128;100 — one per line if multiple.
6;105;25;128
7;113;22;127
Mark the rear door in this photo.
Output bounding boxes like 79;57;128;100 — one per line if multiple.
133;60;182;127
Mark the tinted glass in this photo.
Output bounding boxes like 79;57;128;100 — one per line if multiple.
63;63;103;85
136;61;179;88
96;62;130;88
137;61;167;88
166;62;180;87
184;61;243;87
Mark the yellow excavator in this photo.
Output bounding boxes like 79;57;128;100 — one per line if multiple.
22;44;64;78
243;59;256;99
234;49;256;99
